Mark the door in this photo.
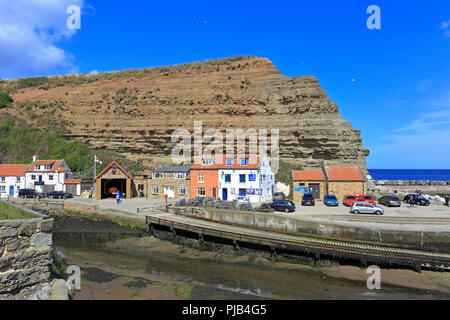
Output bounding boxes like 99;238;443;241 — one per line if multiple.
309;183;320;199
9;186;14;196
222;188;228;201
38;175;43;183
212;188;217;199
164;186;174;198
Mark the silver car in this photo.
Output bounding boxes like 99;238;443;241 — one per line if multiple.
350;202;384;215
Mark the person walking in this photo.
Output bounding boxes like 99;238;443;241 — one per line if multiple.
409;195;415;208
445;195;449;207
116;192;120;204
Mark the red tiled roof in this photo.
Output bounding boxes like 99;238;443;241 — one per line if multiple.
95;162;133;180
292;170;324;181
326;166;364;181
65;179;82;184
191;154;260;170
0;164;28;177
26;160;65;173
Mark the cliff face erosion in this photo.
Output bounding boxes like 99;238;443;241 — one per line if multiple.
4;56;369;172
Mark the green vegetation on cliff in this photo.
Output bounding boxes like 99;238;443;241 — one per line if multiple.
0;92;13;108
0;117;144;176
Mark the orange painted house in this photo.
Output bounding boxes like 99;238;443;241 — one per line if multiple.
190;156;223;198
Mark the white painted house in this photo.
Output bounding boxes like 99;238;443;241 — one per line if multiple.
0;164;28;198
218;154;275;203
24;157;74;194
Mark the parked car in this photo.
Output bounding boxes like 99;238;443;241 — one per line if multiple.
255;203;274;213
272;192;286;201
343;195;358;207
46;191;73;199
301;193;315;206
403;194;430;206
356;195;377;206
349;201;384;215
270;200;296;213
323;194;338;206
379;195;401;207
18;189;43;199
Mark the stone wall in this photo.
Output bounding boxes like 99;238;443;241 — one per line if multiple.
0;217;54;298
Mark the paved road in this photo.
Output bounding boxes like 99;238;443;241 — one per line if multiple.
64;198;450;233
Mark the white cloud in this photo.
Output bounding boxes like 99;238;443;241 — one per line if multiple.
441;20;450;38
0;0;84;79
89;69;99;74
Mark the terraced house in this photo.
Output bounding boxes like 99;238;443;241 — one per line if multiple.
148;166;190;200
25;157;75;194
0;164;28;197
291;165;366;203
190;154;275;203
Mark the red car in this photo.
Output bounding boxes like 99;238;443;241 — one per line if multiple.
356;195;377;206
343;195;358;207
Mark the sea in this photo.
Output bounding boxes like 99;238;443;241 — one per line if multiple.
368;169;450;181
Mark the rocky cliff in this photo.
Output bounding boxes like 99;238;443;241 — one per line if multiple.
4;56;369;172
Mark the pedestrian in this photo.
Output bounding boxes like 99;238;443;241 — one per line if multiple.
116;192;120;204
409;195;414;208
445;195;449;207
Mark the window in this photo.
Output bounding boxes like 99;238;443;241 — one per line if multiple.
202;159;216;166
152;172;163;179
138;184;144;191
44;165;51;170
0;177;5;182
240;158;249;166
198;174;204;183
49;175;53;181
151;185;159;194
0;186;5;193
239;188;246;196
226;158;234;166
239;174;246;183
16;176;21;181
224;174;231;183
35;165;40;170
174;172;186;179
197;188;205;196
31;175;36;180
178;185;186;196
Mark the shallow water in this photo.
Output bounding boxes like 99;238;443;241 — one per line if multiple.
54;239;444;300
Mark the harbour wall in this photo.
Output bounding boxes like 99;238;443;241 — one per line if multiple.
174;207;450;253
0;214;54;299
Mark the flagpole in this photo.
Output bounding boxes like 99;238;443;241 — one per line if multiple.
93;155;96;189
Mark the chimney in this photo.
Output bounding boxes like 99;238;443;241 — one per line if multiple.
33;155;38;162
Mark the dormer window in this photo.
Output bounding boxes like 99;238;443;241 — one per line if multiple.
240;158;249;166
152;172;163;179
202;159;216;166
44;165;51;170
35;165;40;170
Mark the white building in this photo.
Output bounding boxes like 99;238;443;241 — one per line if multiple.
0;164;28;198
218;155;275;203
24;157;74;194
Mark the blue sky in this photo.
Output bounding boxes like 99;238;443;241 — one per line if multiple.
0;0;449;169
